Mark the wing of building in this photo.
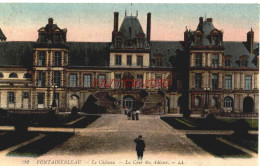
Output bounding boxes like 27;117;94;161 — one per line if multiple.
0;13;258;115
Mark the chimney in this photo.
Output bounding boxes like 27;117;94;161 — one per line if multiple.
247;28;254;54
114;12;119;32
147;12;151;43
199;17;203;31
48;18;53;25
206;18;212;22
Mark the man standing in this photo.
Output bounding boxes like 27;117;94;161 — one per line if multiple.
134;135;145;160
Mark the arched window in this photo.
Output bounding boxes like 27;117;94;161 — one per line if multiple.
0;72;3;78
9;73;18;78
23;73;32;78
195;96;201;107
224;97;233;108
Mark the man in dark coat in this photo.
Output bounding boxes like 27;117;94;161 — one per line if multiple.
134;135;146;160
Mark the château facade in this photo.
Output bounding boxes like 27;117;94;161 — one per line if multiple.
0;12;258;115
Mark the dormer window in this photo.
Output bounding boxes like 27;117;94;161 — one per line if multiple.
224;56;231;67
39;33;46;42
156;58;163;67
115;37;122;48
196;35;202;46
212;35;219;46
241;59;247;67
136;38;144;48
55;33;60;42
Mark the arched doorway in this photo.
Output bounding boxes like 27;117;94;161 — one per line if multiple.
123;95;135;110
69;94;79;109
243;96;254;113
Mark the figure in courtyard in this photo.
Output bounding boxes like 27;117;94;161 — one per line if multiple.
127;110;132;120
136;109;140;120
134;135;146;160
124;106;128;115
132;110;136;120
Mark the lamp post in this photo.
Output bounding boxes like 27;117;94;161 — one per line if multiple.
51;84;58;114
203;87;210;116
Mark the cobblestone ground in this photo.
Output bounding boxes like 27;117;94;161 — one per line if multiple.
45;114;209;158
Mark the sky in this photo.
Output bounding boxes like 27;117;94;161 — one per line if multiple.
0;3;259;42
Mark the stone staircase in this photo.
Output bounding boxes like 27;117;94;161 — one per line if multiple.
93;91;119;113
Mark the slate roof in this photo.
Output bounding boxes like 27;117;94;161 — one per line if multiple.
150;41;184;67
223;42;258;69
0;28;6;41
0;42;34;68
119;16;144;40
0;41;258;69
67;42;110;67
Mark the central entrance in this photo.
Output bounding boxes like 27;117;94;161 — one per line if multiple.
123;95;135;110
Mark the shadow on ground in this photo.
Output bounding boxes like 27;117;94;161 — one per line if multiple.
187;134;253;158
6;132;74;158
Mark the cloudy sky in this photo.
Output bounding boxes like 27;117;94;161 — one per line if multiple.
0;3;258;42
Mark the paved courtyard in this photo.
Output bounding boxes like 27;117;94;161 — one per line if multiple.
0;114;258;166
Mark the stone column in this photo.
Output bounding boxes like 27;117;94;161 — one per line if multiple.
218;72;222;89
219;53;222;67
202;53;206;67
208;53;212;67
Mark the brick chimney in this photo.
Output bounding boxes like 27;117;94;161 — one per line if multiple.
206;18;212;22
113;12;119;32
247;28;254;54
147;12;151;43
199;17;203;31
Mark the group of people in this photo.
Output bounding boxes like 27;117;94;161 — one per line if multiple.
124;107;141;120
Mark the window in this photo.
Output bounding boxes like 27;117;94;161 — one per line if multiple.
70;74;77;87
212;74;218;90
127;55;132;66
8;92;14;104
225;59;231;67
38;93;44;104
136;75;143;89
115;37;122;48
55;33;60;42
115;55;122;66
225;75;232;90
23;73;32;78
195;73;202;89
9;73;18;78
115;74;121;88
23;92;29;98
156;75;162;88
241;60;247;67
54;71;60;86
54;51;61;66
137;38;144;48
195;54;202;67
39;33;45;42
212;35;219;46
224;97;233;108
196;35;202;46
212;54;219;68
54;93;59;100
0;72;3;78
195;96;201;107
84;74;92;88
38;71;45;87
98;75;106;88
156;58;163;67
137;56;143;66
38;51;45;66
245;76;252;90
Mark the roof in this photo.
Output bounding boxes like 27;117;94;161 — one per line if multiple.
0;28;6;40
223;42;257;68
0;42;34;68
150;41;183;67
67;42;110;67
119;16;144;40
